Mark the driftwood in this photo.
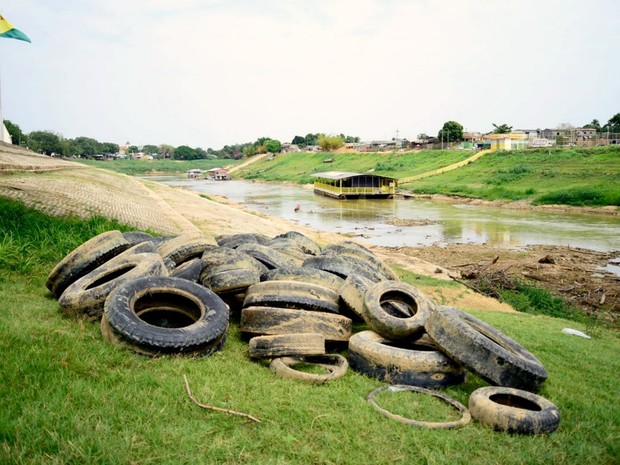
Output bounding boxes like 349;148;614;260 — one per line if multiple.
183;375;261;423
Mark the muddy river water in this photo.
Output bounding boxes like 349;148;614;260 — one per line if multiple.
148;176;620;252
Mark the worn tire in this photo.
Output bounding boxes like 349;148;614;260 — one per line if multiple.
266;238;308;263
269;354;348;384
323;241;399;281
169;257;204;283
201;247;264;294
122;231;155;246
339;274;373;320
303;255;381;282
362;281;434;340
425;306;548;392
240;306;352;342
468;387;560;434
102;276;229;357
348;330;465;388
156;234;215;266
243;281;340;313
59;252;167;319
236;243;297;270
47;230;131;298
216;233;271;248
274;231;322;256
248;333;326;359
261;267;344;293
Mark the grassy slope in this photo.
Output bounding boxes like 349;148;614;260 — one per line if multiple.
407;146;620;204
78;158;239;175
235;151;472;184
1;198;619;464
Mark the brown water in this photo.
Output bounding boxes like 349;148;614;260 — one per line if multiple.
148;176;620;252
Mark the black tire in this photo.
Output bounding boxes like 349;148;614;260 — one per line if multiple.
47;230;131;298
156;234;215;266
274;231;322;256
367;385;471;429
261;267;344;293
243;281;340;314
216;233;271;248
425;306;548;392
302;255;381;282
468;386;561;435
169;258;205;283
269;354;348;384
59;252;167;319
122;231;154;246
240;306;352;342
323;242;399;281
348;330;465;388
102;276;229;357
204;268;262;295
248;333;326;359
339;274;373;320
201;247;265;294
266;238;308;263
362;281;434;340
236;243;297;270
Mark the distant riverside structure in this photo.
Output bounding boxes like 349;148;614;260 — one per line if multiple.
206;168;230;180
313;171;397;199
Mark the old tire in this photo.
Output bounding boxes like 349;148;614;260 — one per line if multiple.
243;281;340;313
261;267;344;293
339;274;373;320
468;386;560;434
59;252;167;319
425;306;548;392
362;281;434;340
201;247;264;294
274;231;322;256
156;234;215;266
303;255;382;282
248;333;326;359
47;230;131;298
323;241;399;281
348;330;465;388
122;231;155;246
236;243;297;270
169;257;204;283
269;354;348;384
102;276;229;357
216;233;271;248
240;306;352;342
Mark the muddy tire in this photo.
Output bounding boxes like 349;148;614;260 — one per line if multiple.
201;247;264;294
468;386;560;434
122;231;155;246
102;276;229;357
261;267;344;293
59;252;167;319
323;242;399;281
236;243;297;270
362;281;434;340
275;231;322;256
303;255;381;282
169;258;204;283
156;234;215;266
269;354;348;384
216;233;271;248
266;238;308;263
248;333;326;359
47;230;131;298
348;330;465;388
240;306;352;342
339;274;373;320
243;281;340;313
425;306;548;392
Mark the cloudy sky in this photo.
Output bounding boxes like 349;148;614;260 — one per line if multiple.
3;1;619;149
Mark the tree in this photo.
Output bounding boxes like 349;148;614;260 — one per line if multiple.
437;121;463;143
194;147;207;159
174;145;197;160
291;135;306;146
607;113;620;132
72;136;101;158
4;120;27;146
159;144;175;158
417;133;430;141
27;130;64;155
492;123;512;134
127;145;139;154
101;142;119;155
317;134;344;151
142;144;159;155
583;119;601;132
265;139;282;154
243;145;257;157
305;133;319;146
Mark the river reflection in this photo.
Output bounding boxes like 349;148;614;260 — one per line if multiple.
145;176;620;252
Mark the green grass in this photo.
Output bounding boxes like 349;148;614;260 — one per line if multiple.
407;146;620;206
1;198;619;464
235;150;471;184
78;158;239;175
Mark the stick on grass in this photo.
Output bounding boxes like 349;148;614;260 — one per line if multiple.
183;375;261;423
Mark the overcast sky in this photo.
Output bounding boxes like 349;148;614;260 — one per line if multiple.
2;1;619;149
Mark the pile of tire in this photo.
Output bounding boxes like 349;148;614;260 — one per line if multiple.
47;229;559;433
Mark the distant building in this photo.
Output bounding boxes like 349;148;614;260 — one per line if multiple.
540;127;597;144
486;133;529;151
206;168;230;180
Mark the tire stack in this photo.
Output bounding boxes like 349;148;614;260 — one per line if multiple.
48;229;559;433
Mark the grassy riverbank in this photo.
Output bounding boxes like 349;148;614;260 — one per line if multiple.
78;158;238;175
1;197;619;464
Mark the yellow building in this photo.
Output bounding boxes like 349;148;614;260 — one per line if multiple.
487;133;528;151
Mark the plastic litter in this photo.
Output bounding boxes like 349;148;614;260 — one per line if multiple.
561;328;591;339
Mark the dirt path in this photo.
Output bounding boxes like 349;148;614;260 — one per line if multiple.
227;153;268;173
399;149;494;184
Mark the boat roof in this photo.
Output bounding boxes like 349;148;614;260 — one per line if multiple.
312;171;396;181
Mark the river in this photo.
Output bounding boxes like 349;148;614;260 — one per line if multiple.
146;176;620;252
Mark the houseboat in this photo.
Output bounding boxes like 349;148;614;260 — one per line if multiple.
206;168;230;180
313;171;397;199
187;169;202;178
